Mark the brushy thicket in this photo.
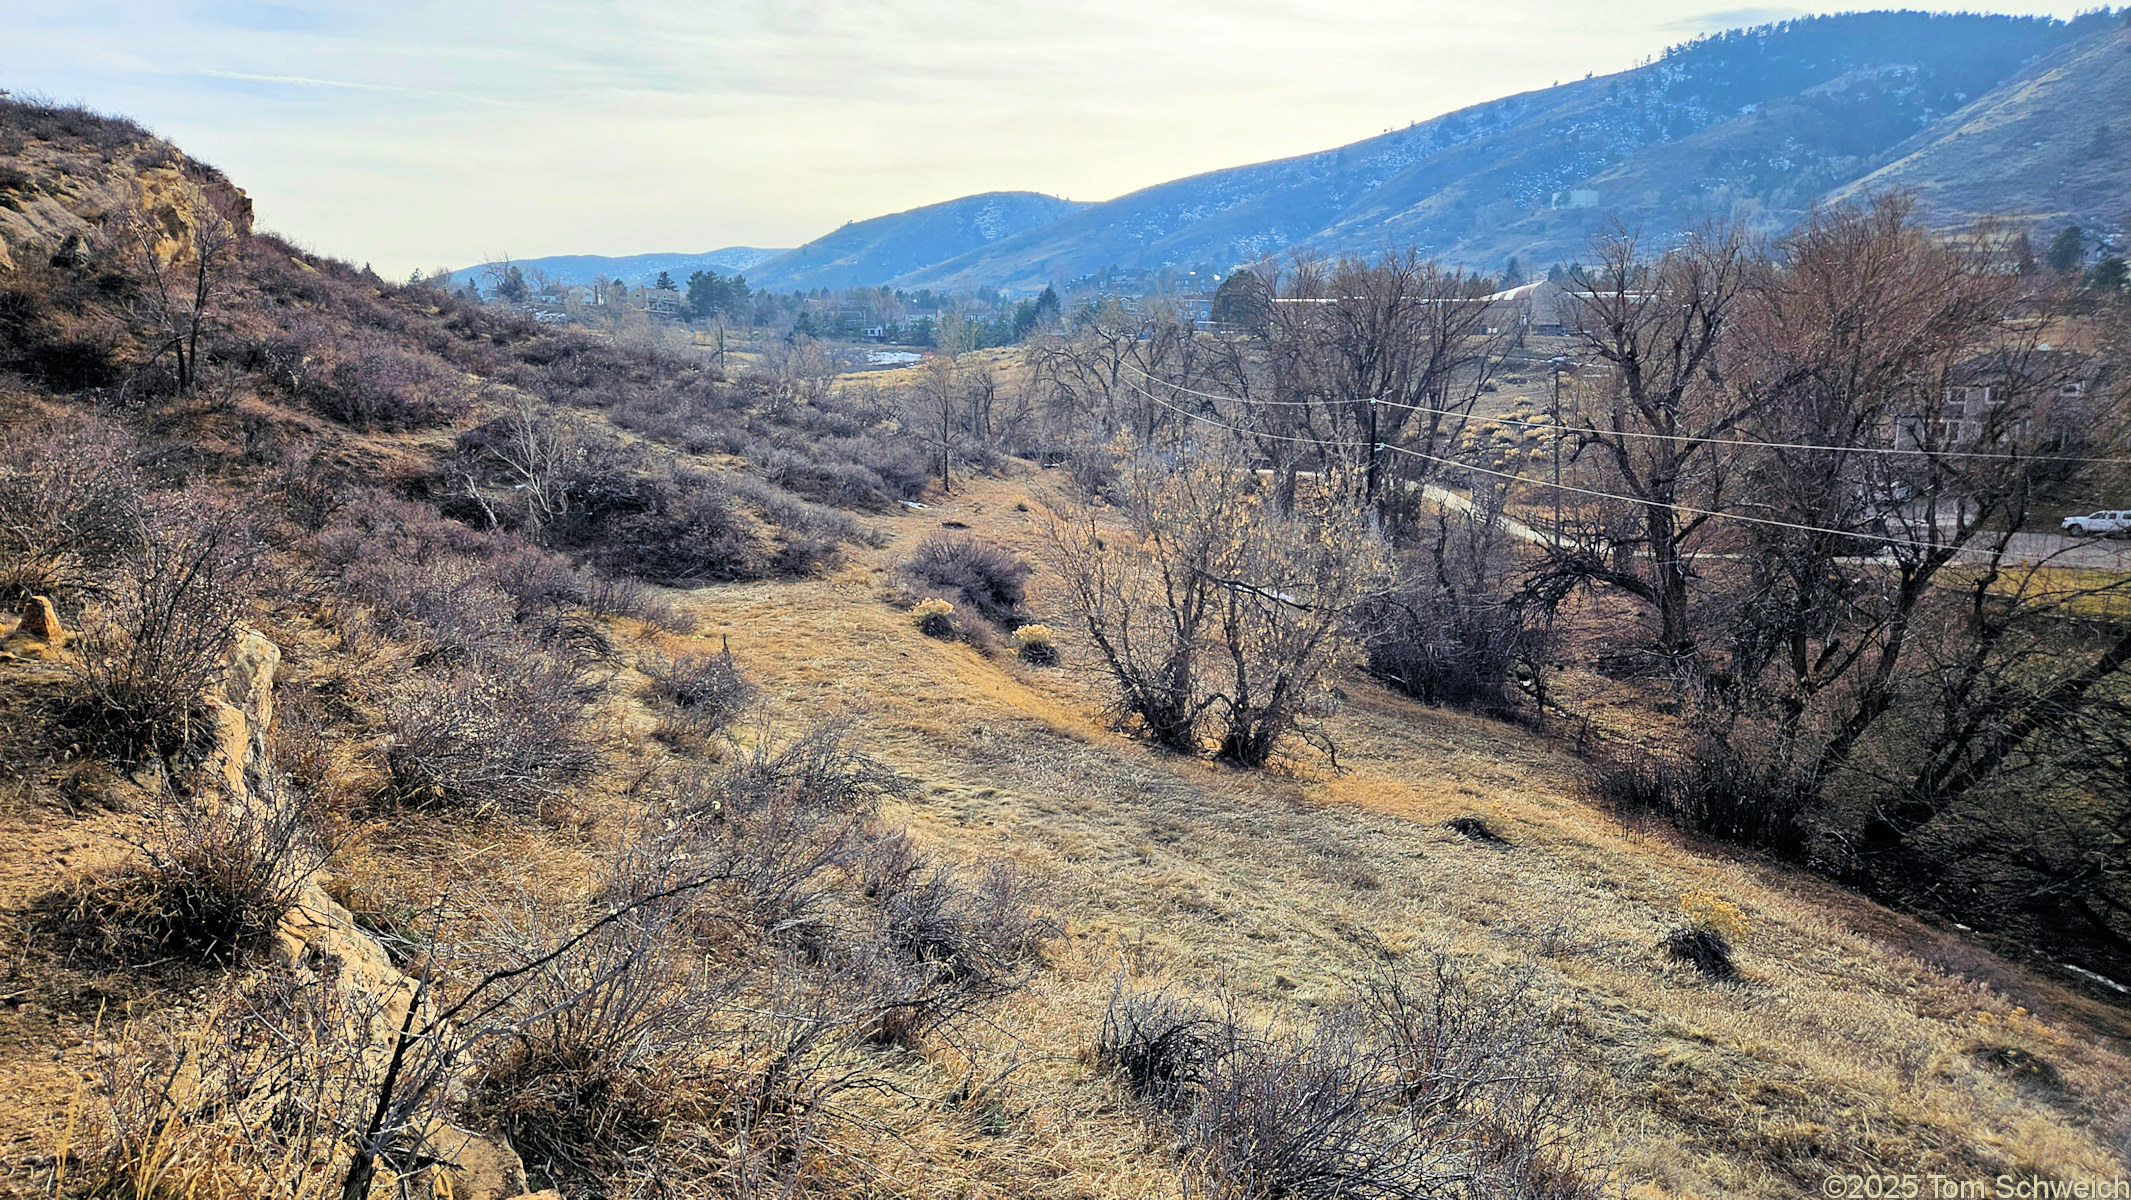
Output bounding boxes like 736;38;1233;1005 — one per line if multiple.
307;494;621;817
1587;738;1806;860
465;718;1057;1194
0;415;141;601
1;98;1062;1200
81;776;323;967
901;531;1029;624
1097;958;1603;1200
67;493;262;760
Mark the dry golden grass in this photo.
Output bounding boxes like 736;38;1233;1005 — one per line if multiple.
648;468;2131;1199
1;427;2124;1198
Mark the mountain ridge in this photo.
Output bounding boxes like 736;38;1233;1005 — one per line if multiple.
462;9;2128;295
446;246;784;290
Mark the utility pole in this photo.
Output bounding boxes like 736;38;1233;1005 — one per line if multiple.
1365;395;1381;504
1550;356;1569;547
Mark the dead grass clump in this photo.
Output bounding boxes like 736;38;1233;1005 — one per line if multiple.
902;532;1029;623
640;640;753;746
82;777;322;966
1662;927;1737;979
67;493;260;760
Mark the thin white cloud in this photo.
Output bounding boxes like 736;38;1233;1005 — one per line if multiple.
198;70;504;105
0;0;2096;276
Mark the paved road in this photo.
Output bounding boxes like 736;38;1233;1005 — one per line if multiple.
1998;532;2131;569
1421;483;2131;570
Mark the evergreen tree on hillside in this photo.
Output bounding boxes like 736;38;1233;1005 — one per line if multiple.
655;270;677;292
685;270;753;322
2047;226;2086;274
1211;269;1271;333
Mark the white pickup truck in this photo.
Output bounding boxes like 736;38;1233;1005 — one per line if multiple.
2061;510;2131;537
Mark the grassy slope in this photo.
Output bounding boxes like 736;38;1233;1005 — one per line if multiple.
657;466;2131;1197
0;402;2126;1196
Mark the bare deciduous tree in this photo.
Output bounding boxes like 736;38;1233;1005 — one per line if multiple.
110;180;244;394
1041;441;1391;765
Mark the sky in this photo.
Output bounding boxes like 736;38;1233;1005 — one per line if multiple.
0;1;2095;277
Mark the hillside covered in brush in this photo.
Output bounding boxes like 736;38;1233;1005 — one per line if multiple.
1;94;2129;1200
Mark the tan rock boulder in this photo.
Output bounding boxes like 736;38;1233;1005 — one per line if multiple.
201;626;281;802
421;1125;531;1200
20;595;61;642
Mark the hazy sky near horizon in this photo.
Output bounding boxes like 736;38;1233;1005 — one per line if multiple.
1;1;2094;276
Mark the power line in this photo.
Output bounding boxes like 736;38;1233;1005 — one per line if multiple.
1118;362;2131;466
1120;375;2074;564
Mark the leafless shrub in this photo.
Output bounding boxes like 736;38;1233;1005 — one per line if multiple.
260;446;350;534
342;549;520;665
1586;738;1804;857
0;414;141;600
85;965;455;1200
865;857;1056;1046
1361;587;1537;717
84;775;322;966
641;641;753;746
1102;964;1603;1200
1184;1009;1444;1200
68;493;260;759
902;531;1029;623
583;570;682;626
485;542;592;614
489;732;1051;1194
593;468;764;585
1042;446;1392;764
696;715;911;819
1098;985;1221;1104
380;650;601;816
467;903;723;1190
297;338;466;430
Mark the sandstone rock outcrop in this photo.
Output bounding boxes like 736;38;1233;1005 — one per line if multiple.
19;595;61;642
202;629;535;1200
